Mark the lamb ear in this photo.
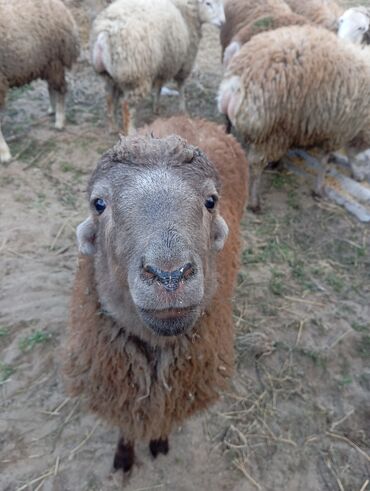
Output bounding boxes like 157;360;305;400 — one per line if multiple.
76;216;97;256
212;215;229;252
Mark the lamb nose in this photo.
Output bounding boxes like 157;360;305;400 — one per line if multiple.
143;263;195;291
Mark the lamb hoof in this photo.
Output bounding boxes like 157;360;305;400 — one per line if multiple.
149;438;169;458
113;438;134;473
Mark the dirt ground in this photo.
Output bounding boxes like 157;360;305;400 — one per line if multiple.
0;1;369;490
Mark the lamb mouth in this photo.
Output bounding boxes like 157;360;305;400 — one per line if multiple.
138;306;199;336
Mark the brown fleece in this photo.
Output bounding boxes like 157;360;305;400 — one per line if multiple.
285;0;343;30
232;12;308;49
63;116;249;442
220;24;370;209
220;0;293;53
0;0;80;106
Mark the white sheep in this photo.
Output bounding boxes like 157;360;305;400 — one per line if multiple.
0;0;80;163
90;0;225;134
338;7;370;44
218;25;370;211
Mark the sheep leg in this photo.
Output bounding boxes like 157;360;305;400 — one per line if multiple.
346;146;367;181
121;100;136;136
248;164;264;213
113;436;135;473
54;92;66;130
225;115;232;134
105;80;120;134
106;92;118;134
48;86;56;115
0;120;11;163
152;82;162;114
149;437;169;458
313;153;329;197
177;84;186;113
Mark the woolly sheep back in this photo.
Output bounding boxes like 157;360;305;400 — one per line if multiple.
284;0;343;30
218;25;370;210
0;0;80;162
90;0;225;133
0;0;80;96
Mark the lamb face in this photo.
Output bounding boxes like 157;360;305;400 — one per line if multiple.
77;135;228;337
338;8;370;44
198;0;225;28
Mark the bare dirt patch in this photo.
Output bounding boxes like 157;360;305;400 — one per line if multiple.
0;1;369;490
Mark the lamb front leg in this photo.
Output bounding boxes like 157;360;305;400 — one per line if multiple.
113;435;135;473
149;437;169;458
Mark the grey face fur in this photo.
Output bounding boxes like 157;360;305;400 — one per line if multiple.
77;135;228;338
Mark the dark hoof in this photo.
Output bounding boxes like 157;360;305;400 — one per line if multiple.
113;438;134;473
149;438;169;458
266;160;281;170
225;116;232;134
311;189;324;200
248;204;262;214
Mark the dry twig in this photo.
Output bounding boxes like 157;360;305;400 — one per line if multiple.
326;432;370;463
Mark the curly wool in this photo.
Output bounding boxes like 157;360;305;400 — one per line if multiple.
63;116;249;442
90;0;203;101
222;25;370;160
218;25;370;209
0;0;80;106
284;0;343;30
220;0;293;53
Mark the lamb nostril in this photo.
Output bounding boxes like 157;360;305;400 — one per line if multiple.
143;264;158;281
142;262;195;290
181;263;195;281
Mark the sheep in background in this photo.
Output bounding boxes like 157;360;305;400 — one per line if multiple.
90;0;225;135
0;0;80;163
221;0;291;58
338;7;370;44
221;0;307;67
218;25;370;211
284;0;343;31
63;115;248;473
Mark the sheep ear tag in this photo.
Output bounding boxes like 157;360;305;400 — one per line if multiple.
76;216;97;256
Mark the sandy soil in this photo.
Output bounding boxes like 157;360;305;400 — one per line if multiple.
0;1;369;490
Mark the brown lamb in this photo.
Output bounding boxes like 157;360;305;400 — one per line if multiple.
63;115;249;473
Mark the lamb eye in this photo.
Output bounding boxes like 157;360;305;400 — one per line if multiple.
205;195;217;210
94;198;106;214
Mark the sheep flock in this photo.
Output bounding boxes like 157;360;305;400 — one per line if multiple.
1;0;370;484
